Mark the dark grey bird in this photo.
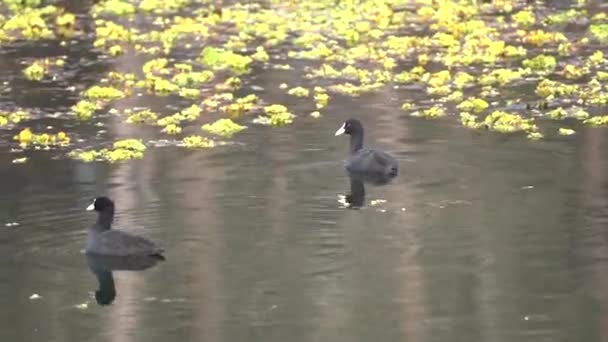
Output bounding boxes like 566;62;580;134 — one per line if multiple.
85;196;165;259
335;119;398;179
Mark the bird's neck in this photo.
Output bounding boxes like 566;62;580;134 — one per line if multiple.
350;133;363;153
95;211;114;231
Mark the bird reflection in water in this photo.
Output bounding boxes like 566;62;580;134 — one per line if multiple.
85;254;163;305
339;171;395;209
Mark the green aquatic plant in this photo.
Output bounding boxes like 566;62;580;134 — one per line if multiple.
202;118;247;137
314;87;330;109
513;10;535;27
590;24;608;42
584;116;608;126
522;55;557;74
411;106;446;119
219;94;258;116
70;139;146;163
460;112;482;129
483;111;538;134
457;98;489;113
22;60;46;81
522;30;567;46
535;79;579;98
125;109;158;124
558;128;576;135
526;131;544;140
0;110;29;126
84;86;125;100
72;100;99;121
2;7;55;41
161;124;182;135
14;128;70;148
546;9;585;25
287;86;310;97
200;47;252;74
172;70;214;87
254;104;294;126
547;107;568;120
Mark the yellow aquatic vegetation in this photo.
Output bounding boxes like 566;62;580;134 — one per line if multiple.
287;86;310;97
483;111;538;134
558;128;576;136
84;86;125;100
22;60;46;81
69;139;146;163
254;104;294;126
125;109;158;124
200;47;252;75
219;94;258;116
2;7;55;41
411;106;446;119
457;98;489;113
161;124;182;135
14;128;70;148
0;110;29;126
72;100;100;121
584;116;608;126
202;118;247;137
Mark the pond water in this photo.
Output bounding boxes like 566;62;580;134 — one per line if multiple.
1;0;608;341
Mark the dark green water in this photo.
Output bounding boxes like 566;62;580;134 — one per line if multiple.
3;102;608;342
2;1;608;342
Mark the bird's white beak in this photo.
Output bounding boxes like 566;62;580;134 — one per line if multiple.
335;123;345;136
86;202;95;211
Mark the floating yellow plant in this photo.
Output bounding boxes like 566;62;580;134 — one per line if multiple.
202;118;247;137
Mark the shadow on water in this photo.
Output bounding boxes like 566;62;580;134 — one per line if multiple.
85;254;161;306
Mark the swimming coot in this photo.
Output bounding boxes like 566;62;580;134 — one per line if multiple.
335;119;398;178
85;197;165;259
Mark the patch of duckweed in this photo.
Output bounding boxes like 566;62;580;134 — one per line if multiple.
23;60;46;81
2;6;56;41
584;116;608;126
125;109;158;124
157;104;203;129
254;104;294;126
558;128;576;136
72;100;100;121
14;128;70;149
202;118;246;137
161;124;182;135
69;139;146;163
590;24;608;42
287;86;310;97
313;87;330;109
172;70;214;87
0;110;29;126
460;112;482;129
457;98;489;113
84;86;125;100
200;47;252;75
523;55;557;74
483;111;538;134
411;106;446;119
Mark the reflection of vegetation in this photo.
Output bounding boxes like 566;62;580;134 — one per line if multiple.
1;0;608;163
